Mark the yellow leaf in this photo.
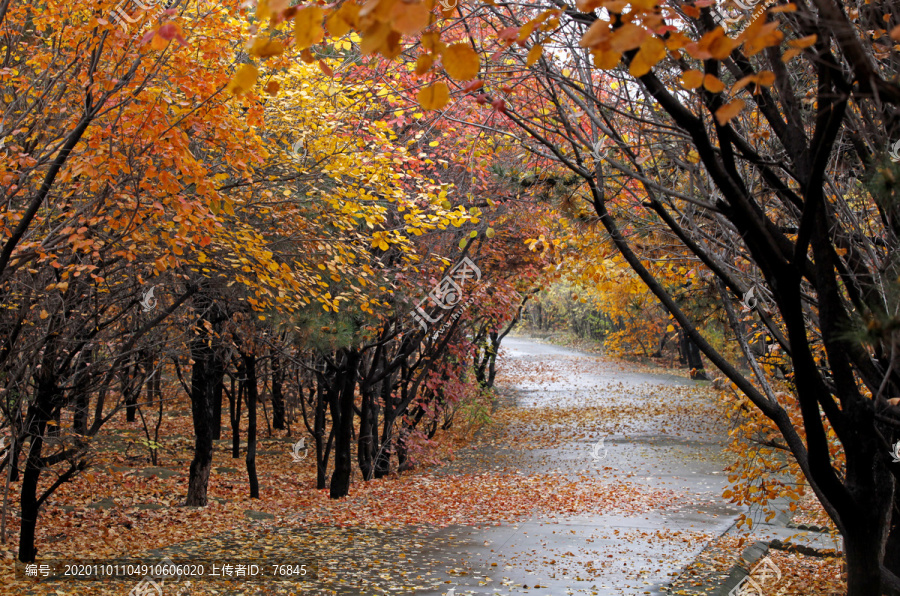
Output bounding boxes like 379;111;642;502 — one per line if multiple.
667;325;674;332
629;36;665;77
294;6;325;51
682;69;703;89
227;63;259;96
715;99;745;125
326;3;360;37
250;35;285;58
486;227;496;238
526;43;543;67
417;82;450;110
442;43;480;81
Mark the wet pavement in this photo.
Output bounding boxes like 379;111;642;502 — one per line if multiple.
404;337;741;596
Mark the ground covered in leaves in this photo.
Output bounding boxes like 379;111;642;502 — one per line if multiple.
0;337;846;595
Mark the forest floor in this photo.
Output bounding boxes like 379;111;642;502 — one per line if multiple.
0;337;845;595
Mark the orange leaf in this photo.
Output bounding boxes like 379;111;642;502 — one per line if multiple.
629;36;665;77
526;43;543;67
592;48;622;70
756;70;775;86
391;0;430;35
681;69;703;89
579;19;611;48
703;73;725;93
788;34;817;48
417;82;450;110
715;99;745;125
609;22;648;52
415;53;434;76
317;60;333;76
442;43;480;81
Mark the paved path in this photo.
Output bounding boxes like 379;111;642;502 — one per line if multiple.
406;337;741;596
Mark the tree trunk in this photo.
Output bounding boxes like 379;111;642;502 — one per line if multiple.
375;374;395;479
212;370;223;441
185;298;225;507
357;382;376;481
271;351;286;431
329;348;359;499
678;330;708;380
72;348;92;435
241;353;260;499
17;372;55;563
314;379;328;489
230;374;242;459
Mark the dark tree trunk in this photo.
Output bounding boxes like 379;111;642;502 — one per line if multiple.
329;348;359;499
72;348;92;435
123;361;139;423
18;408;47;563
241;353;260;499
230;374;242;459
212;370;223;441
313;378;329;489
374;373;395;479
271;351;286;431
678;330;708;380
185;296;225;507
18;369;56;563
357;382;376;481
